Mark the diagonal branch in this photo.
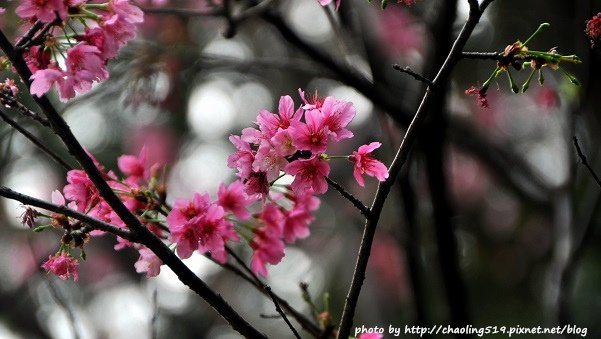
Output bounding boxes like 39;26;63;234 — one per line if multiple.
335;1;497;338
0;108;73;171
326;177;372;218
265;285;301;339
573;136;601;188
0;186;133;239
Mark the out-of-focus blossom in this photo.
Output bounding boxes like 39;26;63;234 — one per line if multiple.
319;0;341;11
375;6;424;57
585;13;601;48
134;247;163;278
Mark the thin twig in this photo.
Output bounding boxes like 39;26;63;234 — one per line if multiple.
392;65;434;88
226;247;263;286
0;186;133;239
573;136;601;188
325;177;371;218
461;51;504;60
15;21;44;48
336;1;496;338
46;278;81;339
0;92;50;127
224;247;323;337
265;285;302;339
0;108;72;170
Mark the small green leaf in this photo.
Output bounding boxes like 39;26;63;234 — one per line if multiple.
381;0;388;9
80;248;87;261
538;70;545;85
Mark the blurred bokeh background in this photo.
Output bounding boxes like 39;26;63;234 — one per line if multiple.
0;0;600;338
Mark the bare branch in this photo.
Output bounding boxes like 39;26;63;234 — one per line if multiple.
0;108;73;171
392;65;435;88
265;285;301;339
0;186;133;239
336;1;497;337
573;136;601;188
325;177;372;218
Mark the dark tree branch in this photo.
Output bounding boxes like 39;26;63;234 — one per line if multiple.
224;247;323;337
461;51;504;60
573;136;601;188
46;278;81;339
336;1;496;337
0;186;132;239
0;92;50;127
0;29;266;339
326;177;372;218
265;285;301;339
0;108;72;171
392;65;435;88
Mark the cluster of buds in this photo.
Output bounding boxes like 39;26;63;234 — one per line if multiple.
466;23;581;108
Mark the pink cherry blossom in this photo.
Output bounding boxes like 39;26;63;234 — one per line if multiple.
100;14;137;52
349;142;389;187
298;88;325;110
196;205;238;263
169;221;198;259
167;193;212;258
16;0;67;23
271;129;296;157
167;193;212;229
134;247;163;278
109;0;144;24
63;169;99;212
23;46;52;73
256;95;300;138
258;202;285;234
282;192;320;243
30;68;64;98
320;96;355;141
41;253;79;281
227;135;254;180
217;181;257;219
358;333;383;339
243;171;270;198
290;109;329;154
286;156;330;194
251;227;285;277
252;144;288;181
118;145;149;184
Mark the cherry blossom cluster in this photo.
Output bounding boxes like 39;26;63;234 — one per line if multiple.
38;147;167;280
35;91;388;280
10;0;143;101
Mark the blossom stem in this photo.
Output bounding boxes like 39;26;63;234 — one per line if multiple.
325;177;371;218
522;22;550;46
